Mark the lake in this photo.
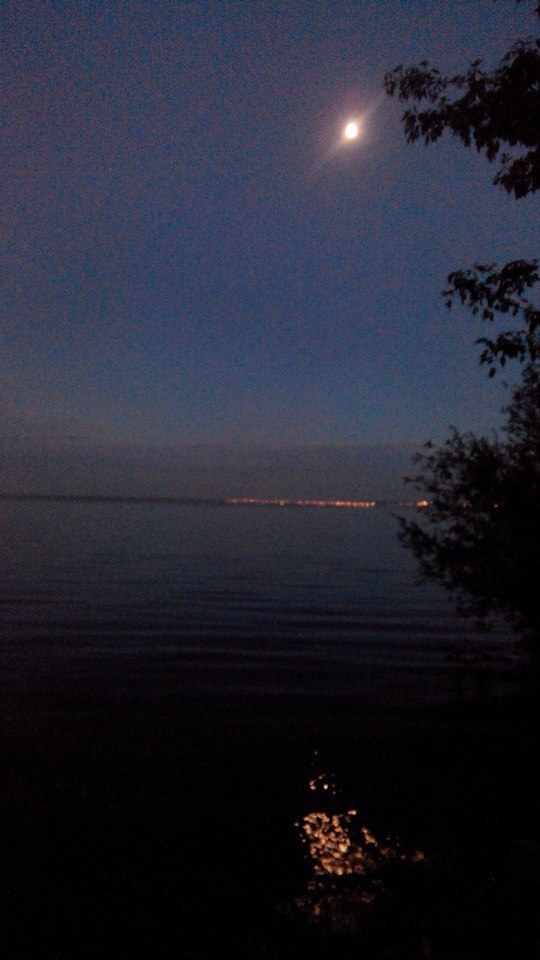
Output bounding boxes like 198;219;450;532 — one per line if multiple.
0;499;514;707
1;500;528;959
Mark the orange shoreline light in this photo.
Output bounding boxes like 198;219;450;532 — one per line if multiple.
225;498;377;508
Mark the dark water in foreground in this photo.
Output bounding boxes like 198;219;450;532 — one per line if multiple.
1;501;533;959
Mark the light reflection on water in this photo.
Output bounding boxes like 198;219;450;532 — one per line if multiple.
292;756;427;934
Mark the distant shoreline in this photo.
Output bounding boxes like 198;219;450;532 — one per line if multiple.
0;493;426;509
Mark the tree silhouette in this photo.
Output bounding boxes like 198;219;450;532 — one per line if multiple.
384;36;540;199
385;2;539;375
385;1;540;664
400;365;540;659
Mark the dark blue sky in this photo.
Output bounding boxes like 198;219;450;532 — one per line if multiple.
1;0;538;449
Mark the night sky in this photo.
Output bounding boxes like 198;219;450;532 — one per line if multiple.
1;1;538;456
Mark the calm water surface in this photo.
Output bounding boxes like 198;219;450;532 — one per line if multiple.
1;500;530;959
1;499;514;704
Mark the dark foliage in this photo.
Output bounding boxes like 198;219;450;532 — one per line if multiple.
385;1;539;374
398;365;540;655
387;2;540;658
384;31;540;199
444;260;539;375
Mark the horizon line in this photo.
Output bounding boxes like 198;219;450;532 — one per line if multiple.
0;493;427;509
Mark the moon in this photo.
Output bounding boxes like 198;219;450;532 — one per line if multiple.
343;121;360;140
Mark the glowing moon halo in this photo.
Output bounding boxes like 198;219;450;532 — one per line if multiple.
343;121;360;140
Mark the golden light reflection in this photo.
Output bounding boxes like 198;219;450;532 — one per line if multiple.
290;763;427;932
309;772;336;794
297;809;424;879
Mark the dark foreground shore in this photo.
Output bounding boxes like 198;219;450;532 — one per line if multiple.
1;659;538;960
